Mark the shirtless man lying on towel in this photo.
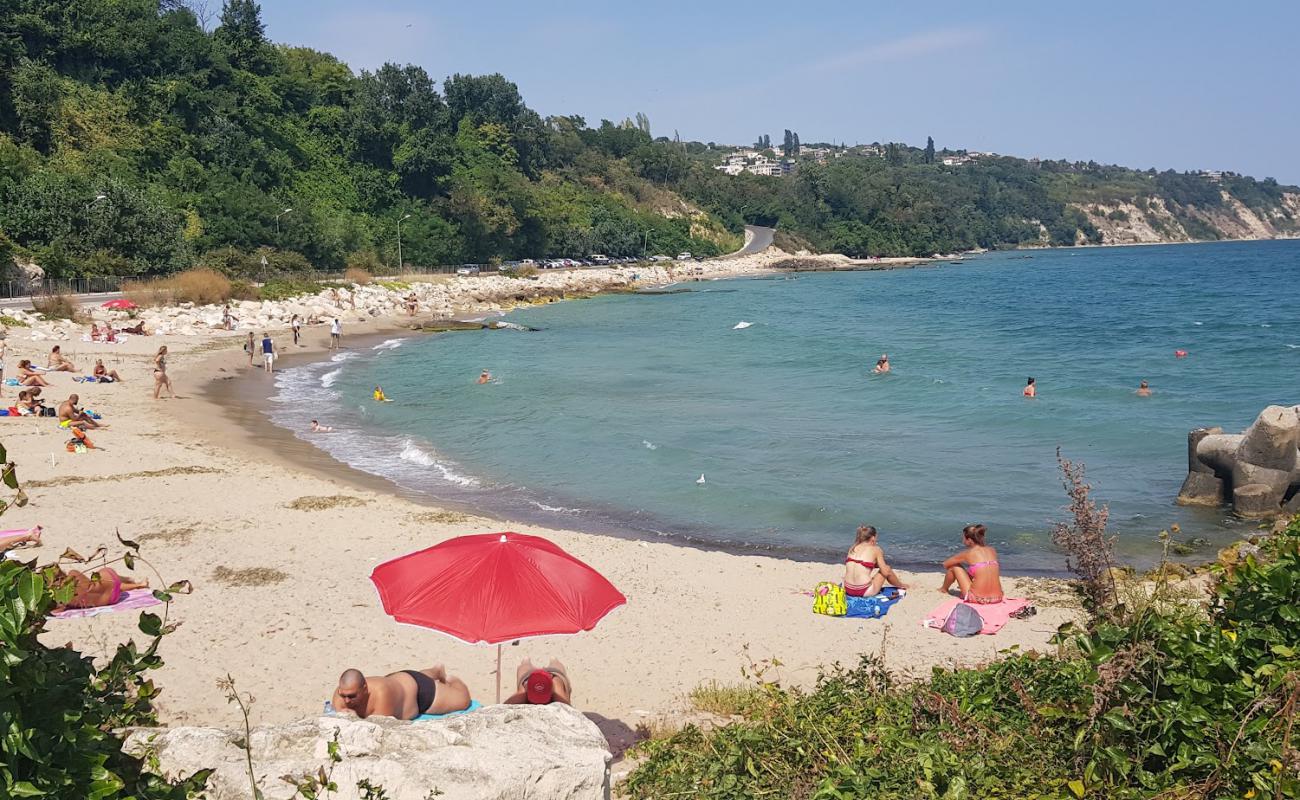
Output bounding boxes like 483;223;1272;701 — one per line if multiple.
331;664;471;720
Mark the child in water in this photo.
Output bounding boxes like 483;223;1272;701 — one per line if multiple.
373;386;388;402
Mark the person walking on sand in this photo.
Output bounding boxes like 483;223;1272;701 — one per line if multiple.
1023;377;1036;398
330;318;342;350
1136;380;1152;397
291;314;302;346
153;346;176;399
843;525;908;597
939;523;1004;605
244;332;256;366
872;354;890;374
260;332;276;373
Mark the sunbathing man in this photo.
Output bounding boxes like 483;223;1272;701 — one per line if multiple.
47;346;77;372
331;665;472;720
58;394;104;430
504;658;572;706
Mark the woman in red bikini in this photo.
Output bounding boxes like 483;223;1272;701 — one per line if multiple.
940;523;1004;604
843;525;908;597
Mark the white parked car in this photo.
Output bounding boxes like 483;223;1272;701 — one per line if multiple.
591;254;609;264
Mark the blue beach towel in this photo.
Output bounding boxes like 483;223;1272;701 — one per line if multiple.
322;698;481;721
844;587;904;619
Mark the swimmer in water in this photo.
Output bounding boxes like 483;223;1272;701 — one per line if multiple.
872;354;890;374
1136;380;1152;397
1023;377;1037;398
310;419;334;432
477;370;492;384
373;386;387;402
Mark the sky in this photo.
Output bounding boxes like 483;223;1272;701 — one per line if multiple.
259;0;1300;184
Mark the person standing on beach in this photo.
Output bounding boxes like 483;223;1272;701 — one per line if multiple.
291;315;301;346
153;346;176;399
245;332;256;366
330;318;342;350
1023;377;1036;398
261;332;276;373
222;305;236;331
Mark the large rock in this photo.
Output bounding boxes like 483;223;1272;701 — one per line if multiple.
123;705;611;800
1179;405;1300;518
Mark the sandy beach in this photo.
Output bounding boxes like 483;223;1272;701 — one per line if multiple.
5;265;1079;762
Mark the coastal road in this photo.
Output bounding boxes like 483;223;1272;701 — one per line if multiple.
0;291;125;311
738;225;775;255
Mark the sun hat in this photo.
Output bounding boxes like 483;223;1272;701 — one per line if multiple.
524;669;555;704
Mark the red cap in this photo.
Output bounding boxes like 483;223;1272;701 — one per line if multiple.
524;669;554;704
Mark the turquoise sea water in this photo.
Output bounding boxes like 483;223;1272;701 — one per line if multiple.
270;241;1299;570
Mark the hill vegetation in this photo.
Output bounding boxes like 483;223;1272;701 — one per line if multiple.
2;1;1297;281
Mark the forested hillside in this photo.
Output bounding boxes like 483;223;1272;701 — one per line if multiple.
2;1;1297;280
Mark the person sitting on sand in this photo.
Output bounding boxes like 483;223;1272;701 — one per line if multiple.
939;524;1004;605
1136;380;1152;397
872;354;890;374
843;525;908;597
504;658;572;706
1023;377;1036;398
331;665;472;720
0;525;42;552
47;346;77;373
52;566;149;611
89;323;104;342
17;361;49;387
58;393;104;430
15;390;33;415
373;386;388;402
93;359;122;383
477;370;491;384
309;419;334;432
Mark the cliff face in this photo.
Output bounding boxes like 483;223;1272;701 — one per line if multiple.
1073;192;1300;245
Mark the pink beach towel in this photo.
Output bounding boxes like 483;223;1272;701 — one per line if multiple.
923;597;1030;635
49;589;161;620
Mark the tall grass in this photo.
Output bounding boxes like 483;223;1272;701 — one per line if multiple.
344;267;373;285
126;268;234;306
31;293;83;321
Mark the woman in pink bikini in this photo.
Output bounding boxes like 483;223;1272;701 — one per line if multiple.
842;525;908;597
52;566;150;611
940;523;1004;604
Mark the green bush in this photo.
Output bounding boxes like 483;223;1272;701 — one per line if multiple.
259;278;323;301
626;516;1300;799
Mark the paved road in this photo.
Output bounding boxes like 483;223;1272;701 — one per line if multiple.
739;225;775;255
0;291;125;311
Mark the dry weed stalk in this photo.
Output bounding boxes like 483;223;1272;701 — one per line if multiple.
1052;448;1118;616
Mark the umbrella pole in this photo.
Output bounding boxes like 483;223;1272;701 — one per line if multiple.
495;643;502;704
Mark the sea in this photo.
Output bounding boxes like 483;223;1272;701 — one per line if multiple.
266;240;1300;571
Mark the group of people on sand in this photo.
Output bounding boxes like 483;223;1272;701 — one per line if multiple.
842;523;1004;605
330;657;572;721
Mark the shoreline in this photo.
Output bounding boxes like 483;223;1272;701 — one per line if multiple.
8;253;1083;763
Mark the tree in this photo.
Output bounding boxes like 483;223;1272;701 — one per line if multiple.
792;132;800;156
215;0;268;72
924;136;935;165
782;129;793;157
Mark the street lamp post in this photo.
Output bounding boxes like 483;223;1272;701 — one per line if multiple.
642;230;652;259
86;193;109;212
397;214;411;270
275;207;293;239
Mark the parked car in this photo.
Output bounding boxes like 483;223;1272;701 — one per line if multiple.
676;251;693;260
591;254;609;264
650;254;671;262
455;265;480;275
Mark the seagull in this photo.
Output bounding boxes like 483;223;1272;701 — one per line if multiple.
696;474;706;485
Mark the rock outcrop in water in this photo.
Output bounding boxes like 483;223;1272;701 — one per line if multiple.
122;704;611;800
1177;405;1300;518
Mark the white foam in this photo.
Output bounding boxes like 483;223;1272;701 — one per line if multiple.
320;368;342;388
399;441;479;487
733;321;752;329
1287;344;1300;350
529;500;580;514
331;351;359;363
1193;321;1203;326
642;440;657;450
372;339;405;351
1261;323;1272;328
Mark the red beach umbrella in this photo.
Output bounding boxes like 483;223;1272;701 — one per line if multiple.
370;531;626;701
101;298;137;310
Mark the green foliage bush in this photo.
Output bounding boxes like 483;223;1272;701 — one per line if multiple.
626;516;1300;799
259;278;324;301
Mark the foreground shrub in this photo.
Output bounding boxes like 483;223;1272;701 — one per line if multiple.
126;269;232;306
196;246;313;279
259;277;322;301
626;516;1300;800
31;292;82;320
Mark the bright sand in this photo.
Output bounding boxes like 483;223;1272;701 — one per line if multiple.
11;296;1077;758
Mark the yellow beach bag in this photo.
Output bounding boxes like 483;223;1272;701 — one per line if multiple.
812;582;847;616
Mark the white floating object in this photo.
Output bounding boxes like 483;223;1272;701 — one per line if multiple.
696;474;706;485
733;321;752;329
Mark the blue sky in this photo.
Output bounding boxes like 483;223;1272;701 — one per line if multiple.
260;0;1300;183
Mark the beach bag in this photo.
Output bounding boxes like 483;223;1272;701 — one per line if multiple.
41;406;56;417
812;582;847;616
941;602;984;637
